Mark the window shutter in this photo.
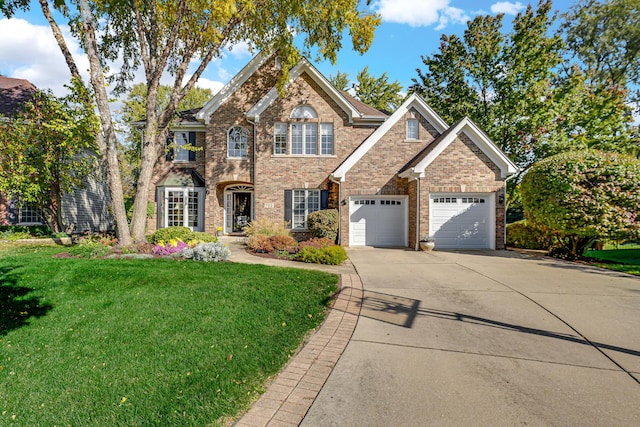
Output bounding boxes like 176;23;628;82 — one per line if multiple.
284;190;292;228
320;189;329;209
188;132;196;161
165;131;174;161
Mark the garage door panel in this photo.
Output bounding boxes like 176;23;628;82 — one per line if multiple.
350;197;407;247
430;194;493;249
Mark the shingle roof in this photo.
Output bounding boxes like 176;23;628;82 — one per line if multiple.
339;91;388;118
0;76;37;116
398;118;463;173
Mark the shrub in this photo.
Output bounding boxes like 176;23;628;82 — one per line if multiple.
0;225;51;238
297;237;334;250
268;235;298;252
0;230;33;241
152;239;190;256
243;218;291;238
149;226;192;244
183;242;231;262
68;240;112;258
506;220;558;250
521;150;640;258
307;209;338;242
247;234;274;253
297;245;347;265
187;232;218;244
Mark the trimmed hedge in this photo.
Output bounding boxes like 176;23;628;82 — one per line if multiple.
298;245;347;265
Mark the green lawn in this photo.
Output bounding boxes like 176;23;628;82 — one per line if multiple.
584;248;640;276
0;245;338;426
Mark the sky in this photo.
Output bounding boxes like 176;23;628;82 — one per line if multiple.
0;1;572;102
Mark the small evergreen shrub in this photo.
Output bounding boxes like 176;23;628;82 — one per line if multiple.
183;242;231;262
297;245;347;265
506;220;558;250
307;209;338;242
150;226;192;244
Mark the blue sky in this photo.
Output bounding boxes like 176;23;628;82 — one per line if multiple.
0;1;571;99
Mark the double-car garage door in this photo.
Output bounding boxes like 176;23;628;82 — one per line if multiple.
349;193;495;249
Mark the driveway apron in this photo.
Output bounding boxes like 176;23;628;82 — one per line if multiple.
302;248;640;426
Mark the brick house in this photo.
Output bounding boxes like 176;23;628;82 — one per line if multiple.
150;53;517;249
0;76;113;233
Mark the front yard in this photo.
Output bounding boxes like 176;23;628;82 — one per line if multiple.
585;248;640;276
0;244;338;425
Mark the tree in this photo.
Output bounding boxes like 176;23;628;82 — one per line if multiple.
520;150;640;258
2;0;380;245
0;85;98;232
329;67;403;112
117;84;214;197
563;0;640;113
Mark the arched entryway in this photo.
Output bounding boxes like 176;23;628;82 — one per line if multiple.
224;185;254;233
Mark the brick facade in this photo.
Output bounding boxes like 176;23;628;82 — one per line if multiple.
148;54;515;249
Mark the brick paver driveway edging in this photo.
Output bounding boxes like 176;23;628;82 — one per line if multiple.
234;273;363;427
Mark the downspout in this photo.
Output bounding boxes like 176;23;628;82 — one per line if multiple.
329;175;342;245
415;176;421;251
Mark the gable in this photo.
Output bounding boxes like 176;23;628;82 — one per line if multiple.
246;58;386;124
399;117;518;180
331;93;449;182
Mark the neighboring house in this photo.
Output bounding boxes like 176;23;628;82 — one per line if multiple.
0;76;113;233
150;53;517;250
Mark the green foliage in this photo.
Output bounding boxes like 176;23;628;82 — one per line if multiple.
521;150;640;257
0;225;50;237
0;245;337;425
506;220;558;250
187;232;218;244
307;209;339;242
329;71;350;91
329;67;403;112
0;85;98;233
125;198;155;222
68;240;112;258
244;218;292;238
298;245;347;265
149;226;193;244
0;231;33;241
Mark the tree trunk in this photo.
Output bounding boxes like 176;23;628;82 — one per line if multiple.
78;0;132;246
130;128;162;242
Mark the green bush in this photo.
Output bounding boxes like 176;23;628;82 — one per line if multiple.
0;231;33;241
68;240;112;258
297;245;347;265
506;220;558;250
307;209;338;242
149;226;193;244
187;232;218;244
0;225;51;237
243;217;291;238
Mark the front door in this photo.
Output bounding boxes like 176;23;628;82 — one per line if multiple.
232;192;251;232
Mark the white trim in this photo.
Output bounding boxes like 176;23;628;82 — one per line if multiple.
196;51;272;124
401;117;518;179
223;185;254;234
428;192;495;249
331;94;449;182
162;187;205;232
246;58;376;124
227;125;249;159
348;195;408;247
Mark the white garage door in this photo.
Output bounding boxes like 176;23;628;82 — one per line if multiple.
430;194;494;249
349;196;407;247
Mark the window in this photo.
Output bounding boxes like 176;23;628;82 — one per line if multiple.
320;123;334;155
291;123;317;155
163;187;204;230
292;189;320;229
227;126;248;158
284;189;328;229
433;197;457;203
407;119;419;140
168;131;197;162
274;123;288;154
19;202;43;224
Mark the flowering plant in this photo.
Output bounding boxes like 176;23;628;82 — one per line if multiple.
152;239;190;256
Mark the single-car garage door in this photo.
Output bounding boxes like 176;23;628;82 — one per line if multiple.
350;196;407;247
430;193;494;249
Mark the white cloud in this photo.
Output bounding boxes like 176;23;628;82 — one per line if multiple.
490;2;525;15
0;18;89;96
194;77;224;95
373;0;468;28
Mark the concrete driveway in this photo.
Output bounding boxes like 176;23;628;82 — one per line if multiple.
302;248;640;426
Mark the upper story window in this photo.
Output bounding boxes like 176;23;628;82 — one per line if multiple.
273;105;334;156
406;119;419;140
228;126;248;158
167;131;197;162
